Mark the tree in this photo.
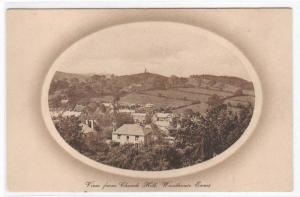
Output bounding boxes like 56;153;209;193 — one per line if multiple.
115;113;134;128
49;79;69;94
54;116;84;151
183;108;194;119
145;113;153;124
98;103;107;113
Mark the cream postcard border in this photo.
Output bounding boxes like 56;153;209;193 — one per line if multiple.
1;0;299;196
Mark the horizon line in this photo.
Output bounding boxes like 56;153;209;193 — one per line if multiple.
55;70;252;82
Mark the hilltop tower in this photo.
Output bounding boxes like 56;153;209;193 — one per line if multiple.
144;67;148;73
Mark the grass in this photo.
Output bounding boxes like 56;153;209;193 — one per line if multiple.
76;87;255;113
143;89;209;102
177;87;232;97
174;103;209;114
120;93;193;108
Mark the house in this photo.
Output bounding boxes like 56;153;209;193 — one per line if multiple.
74;104;85;112
61;99;69;104
50;110;63;118
132;113;147;123
102;102;113;109
152;113;173;122
112;124;152;146
164;136;175;144
119;109;135;115
81;123;96;136
80;120;97;137
155;121;171;135
152;113;173;134
62;110;81;117
145;103;154;108
80;120;101;143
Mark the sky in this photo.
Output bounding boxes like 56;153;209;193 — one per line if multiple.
55;22;251;80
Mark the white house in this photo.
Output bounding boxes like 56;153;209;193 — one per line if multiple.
61;99;69;104
112;124;152;146
152;113;173;122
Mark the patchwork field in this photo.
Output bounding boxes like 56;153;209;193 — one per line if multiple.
72;87;255;114
120;88;254;113
120;92;193;108
143;89;209;102
177;87;233;97
174;103;210;114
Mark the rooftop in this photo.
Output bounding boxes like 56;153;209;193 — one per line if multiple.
156;113;172;118
113;124;152;136
80;124;95;134
133;113;146;116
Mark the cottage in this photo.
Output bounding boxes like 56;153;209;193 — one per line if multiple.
152;113;173;122
112;124;152;145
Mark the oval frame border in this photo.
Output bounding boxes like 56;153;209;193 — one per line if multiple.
41;21;263;179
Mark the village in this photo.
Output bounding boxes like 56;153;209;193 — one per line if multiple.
50;100;199;148
48;69;255;170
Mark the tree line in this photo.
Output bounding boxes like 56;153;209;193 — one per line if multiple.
53;102;253;171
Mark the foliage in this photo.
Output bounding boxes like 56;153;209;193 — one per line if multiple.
54;116;85;152
53;102;253;171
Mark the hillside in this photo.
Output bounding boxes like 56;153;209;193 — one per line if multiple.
52;71;254;93
53;71;92;82
189;74;254;90
118;72;168;84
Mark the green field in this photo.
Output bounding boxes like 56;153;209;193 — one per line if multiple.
143;89;209;102
120;92;193;108
177;87;232;97
174;103;209;114
75;87;255;114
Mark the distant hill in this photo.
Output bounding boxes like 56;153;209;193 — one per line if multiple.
53;71;91;81
189;74;254;91
117;72;168;86
53;71;111;82
52;71;254;92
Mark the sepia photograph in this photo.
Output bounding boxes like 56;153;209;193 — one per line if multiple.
5;7;294;192
45;22;258;171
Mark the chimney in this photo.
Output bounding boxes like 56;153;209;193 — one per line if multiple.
90;120;94;130
112;121;116;132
